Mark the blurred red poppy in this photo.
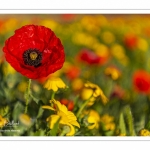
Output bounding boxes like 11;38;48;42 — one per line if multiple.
3;25;65;79
65;66;80;80
60;99;74;111
61;14;76;22
77;49;101;65
124;33;138;50
110;85;125;100
133;70;150;94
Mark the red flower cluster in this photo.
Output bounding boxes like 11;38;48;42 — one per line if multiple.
3;25;65;79
133;70;150;94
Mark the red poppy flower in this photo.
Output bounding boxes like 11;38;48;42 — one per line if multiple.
77;49;101;65
133;70;150;94
3;25;65;79
60;99;74;111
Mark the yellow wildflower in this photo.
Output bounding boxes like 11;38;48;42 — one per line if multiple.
138;129;150;136
0;115;8;128
43;77;67;92
82;82;108;104
42;100;80;136
19;114;32;127
84;110;100;129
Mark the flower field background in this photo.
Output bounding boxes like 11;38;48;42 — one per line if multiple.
1;14;150;136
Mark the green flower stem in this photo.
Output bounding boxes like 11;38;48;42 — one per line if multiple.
59;126;69;136
24;79;32;114
59;130;67;136
76;97;92;118
51;91;56;100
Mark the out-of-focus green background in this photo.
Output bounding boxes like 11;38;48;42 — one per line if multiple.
1;14;150;136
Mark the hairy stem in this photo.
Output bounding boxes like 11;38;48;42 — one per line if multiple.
24;79;32;114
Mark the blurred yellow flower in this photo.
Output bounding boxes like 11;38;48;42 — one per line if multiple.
3;63;16;76
96;15;108;27
80;15;100;34
137;38;148;51
42;99;80;136
104;66;121;80
83;82;108;104
84;110;100;129
105;122;116;131
138;129;150;136
0;18;18;35
0;115;7;128
71;78;84;92
43;77;67;92
17;81;28;92
101;31;115;44
93;43;109;58
101;114;114;124
19;114;32;127
111;44;125;59
111;44;129;66
72;32;98;49
41;19;58;31
101;114;116;131
111;18;125;30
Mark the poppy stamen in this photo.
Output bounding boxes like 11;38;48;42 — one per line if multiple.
23;49;42;67
30;52;38;60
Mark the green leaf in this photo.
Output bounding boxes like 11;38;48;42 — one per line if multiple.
124;105;136;136
12;102;24;121
36;107;44;119
145;121;150;131
30;130;46;136
119;112;126;135
0;106;9;117
49;118;60;136
30;94;39;104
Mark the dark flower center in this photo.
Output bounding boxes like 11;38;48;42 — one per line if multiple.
23;49;42;67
